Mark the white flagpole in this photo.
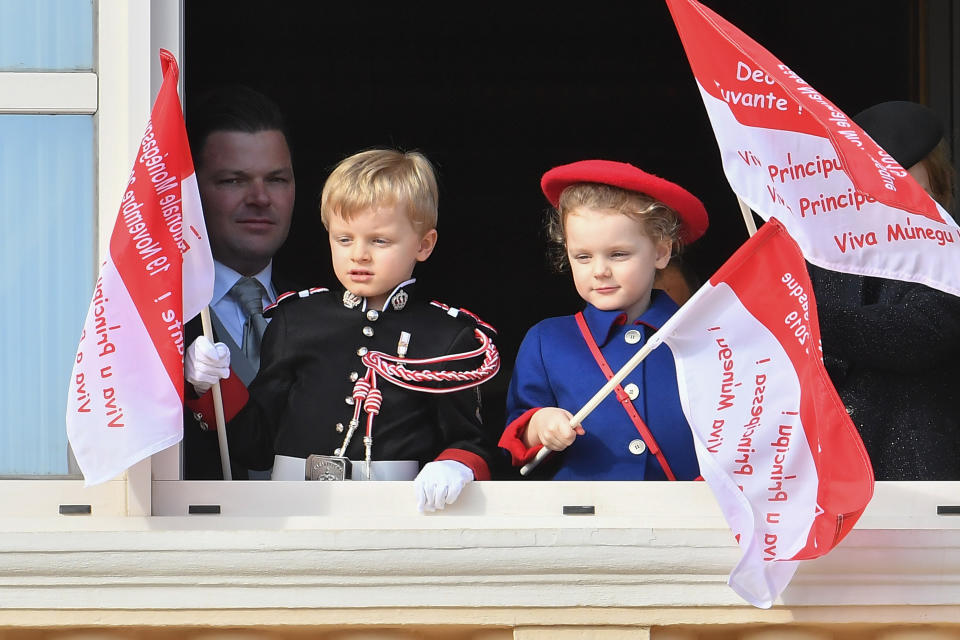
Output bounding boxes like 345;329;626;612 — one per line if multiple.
737;195;758;237
199;307;232;481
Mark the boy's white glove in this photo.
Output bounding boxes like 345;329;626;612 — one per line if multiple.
184;336;231;396
414;460;474;512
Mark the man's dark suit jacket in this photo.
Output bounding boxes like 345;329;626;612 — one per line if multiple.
183;272;302;480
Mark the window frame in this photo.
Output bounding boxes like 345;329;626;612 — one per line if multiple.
3;1;960;519
0;0;157;515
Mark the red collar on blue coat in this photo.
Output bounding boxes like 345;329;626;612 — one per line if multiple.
580;289;680;348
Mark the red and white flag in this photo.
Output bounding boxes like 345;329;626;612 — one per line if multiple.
654;218;874;608
666;0;960;295
66;50;214;486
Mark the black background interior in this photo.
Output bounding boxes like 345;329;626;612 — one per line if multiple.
185;1;916;427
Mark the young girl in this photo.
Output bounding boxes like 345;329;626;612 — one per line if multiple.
499;159;708;480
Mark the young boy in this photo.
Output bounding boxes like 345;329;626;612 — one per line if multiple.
186;149;500;511
499;159;708;480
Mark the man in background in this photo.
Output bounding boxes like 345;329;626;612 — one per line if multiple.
183;85;297;479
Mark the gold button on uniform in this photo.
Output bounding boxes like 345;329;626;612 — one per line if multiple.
625;329;642;344
628;439;647;455
624;383;639;400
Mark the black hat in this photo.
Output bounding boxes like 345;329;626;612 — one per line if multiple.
853;101;943;169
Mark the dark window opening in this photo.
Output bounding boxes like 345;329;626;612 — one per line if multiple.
185;1;918;429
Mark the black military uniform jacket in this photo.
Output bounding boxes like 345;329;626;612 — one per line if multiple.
224;280;500;480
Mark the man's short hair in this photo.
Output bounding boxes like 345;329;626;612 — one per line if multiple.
187;84;290;165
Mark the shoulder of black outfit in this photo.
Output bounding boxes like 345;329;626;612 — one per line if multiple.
265;283;497;342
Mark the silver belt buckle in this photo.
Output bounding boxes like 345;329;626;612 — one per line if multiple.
305;455;352;481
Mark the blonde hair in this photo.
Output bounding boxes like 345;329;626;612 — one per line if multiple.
320;149;439;231
545;183;682;272
919;139;955;212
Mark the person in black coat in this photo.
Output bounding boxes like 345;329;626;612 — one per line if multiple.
809;101;960;480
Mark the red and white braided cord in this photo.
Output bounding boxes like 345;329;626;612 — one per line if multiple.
362;378;382;437
360;328;500;394
344;329;498;458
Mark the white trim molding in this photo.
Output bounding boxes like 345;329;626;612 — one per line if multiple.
1;482;959;632
0;72;98;113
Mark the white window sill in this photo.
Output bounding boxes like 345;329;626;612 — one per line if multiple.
0;481;958;620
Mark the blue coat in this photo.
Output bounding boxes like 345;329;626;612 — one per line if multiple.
502;290;700;481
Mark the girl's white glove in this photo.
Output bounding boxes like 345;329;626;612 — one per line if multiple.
414;460;474;512
184;336;231;396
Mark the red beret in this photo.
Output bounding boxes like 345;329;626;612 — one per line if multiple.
541;159;709;244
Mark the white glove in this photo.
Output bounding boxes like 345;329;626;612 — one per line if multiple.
414;460;474;513
184;336;231;396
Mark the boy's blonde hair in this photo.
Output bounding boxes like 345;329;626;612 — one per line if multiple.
545;183;682;272
320;148;439;232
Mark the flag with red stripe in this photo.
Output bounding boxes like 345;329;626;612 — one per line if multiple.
66;50;214;486
656;218;874;607
666;0;960;295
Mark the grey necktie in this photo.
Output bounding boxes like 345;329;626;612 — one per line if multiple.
230;276;269;371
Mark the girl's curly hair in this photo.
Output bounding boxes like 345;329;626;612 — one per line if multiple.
544;182;683;273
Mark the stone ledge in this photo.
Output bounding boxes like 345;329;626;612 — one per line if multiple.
0;482;958;619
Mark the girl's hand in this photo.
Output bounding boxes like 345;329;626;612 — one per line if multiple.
525;407;585;451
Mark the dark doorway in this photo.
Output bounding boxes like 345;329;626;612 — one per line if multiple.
185;1;918;427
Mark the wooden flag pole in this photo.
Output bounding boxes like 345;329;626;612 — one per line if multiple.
738;195;758;237
199;306;232;481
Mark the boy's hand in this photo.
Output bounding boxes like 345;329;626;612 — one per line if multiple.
527;407;585;452
415;460;474;512
185;336;231;396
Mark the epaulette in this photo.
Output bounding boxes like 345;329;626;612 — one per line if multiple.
429;300;498;336
264;287;329;316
